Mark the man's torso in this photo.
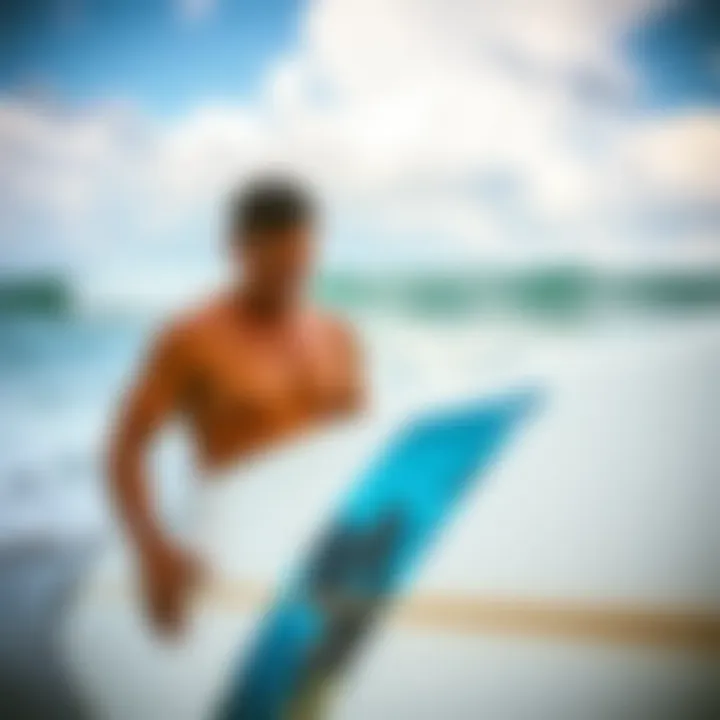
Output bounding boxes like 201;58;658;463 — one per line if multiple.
168;297;359;471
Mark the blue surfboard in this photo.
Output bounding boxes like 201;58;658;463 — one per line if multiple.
216;390;538;719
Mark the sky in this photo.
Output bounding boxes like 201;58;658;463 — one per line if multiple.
0;0;718;303
0;0;302;114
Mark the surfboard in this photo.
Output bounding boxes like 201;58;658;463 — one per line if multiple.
62;336;720;720
215;390;537;719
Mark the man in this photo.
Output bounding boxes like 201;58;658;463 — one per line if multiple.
108;176;364;636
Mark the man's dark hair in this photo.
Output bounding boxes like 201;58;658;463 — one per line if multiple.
230;175;316;241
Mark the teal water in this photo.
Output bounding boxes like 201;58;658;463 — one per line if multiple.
315;268;720;320
3;269;720;321
0;317;147;540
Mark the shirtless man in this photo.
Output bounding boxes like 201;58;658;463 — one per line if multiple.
108;177;364;636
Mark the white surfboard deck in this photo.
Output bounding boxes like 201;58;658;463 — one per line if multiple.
61;333;720;719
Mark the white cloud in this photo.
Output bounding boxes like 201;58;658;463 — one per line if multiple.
0;99;149;262
176;0;217;24
622;112;720;203
1;0;719;276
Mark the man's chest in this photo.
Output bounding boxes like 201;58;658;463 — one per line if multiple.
185;327;348;421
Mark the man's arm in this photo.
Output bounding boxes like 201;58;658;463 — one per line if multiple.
107;323;200;635
333;318;366;415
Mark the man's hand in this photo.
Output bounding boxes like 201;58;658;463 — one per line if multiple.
138;538;204;637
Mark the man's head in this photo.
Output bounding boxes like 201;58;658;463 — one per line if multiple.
229;176;316;312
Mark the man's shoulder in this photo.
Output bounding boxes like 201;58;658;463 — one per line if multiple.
152;296;226;354
311;308;360;352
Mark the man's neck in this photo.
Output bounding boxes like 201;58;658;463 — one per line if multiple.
233;287;299;327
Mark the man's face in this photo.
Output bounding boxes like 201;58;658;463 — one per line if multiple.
238;223;314;309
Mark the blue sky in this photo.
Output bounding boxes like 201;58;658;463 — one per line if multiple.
629;0;719;107
0;0;718;300
0;0;303;114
